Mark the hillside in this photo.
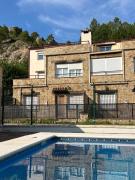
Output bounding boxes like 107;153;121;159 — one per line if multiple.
0;40;29;62
0;26;57;63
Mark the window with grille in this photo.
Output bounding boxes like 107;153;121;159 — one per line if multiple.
98;93;116;109
69;94;84;110
23;95;39;109
56;62;83;77
99;45;112;52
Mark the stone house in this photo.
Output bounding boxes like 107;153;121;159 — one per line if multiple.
13;30;135;118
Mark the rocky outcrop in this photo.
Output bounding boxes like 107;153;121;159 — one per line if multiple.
0;40;29;62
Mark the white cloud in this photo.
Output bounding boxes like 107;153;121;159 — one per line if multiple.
38;15;87;30
16;0;135;35
17;0;87;10
99;0;134;15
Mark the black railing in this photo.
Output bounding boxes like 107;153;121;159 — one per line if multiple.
55;72;83;78
14;75;45;79
1;103;135;125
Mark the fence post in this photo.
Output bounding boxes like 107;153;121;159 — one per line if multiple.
66;104;68;119
132;103;134;119
30;85;33;125
1;86;4;125
92;84;96;124
76;104;79;123
117;103;119;118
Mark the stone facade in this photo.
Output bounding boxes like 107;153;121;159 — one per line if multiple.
13;39;135;107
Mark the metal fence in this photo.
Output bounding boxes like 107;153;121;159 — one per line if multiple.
1;103;135;125
93;103;135;120
0;104;87;125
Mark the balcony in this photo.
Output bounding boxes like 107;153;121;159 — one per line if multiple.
13;77;46;88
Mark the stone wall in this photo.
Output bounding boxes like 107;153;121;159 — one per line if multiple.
13;40;135;106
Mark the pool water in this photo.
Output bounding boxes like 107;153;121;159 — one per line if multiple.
0;137;135;180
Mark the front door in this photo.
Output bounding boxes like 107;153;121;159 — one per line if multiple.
56;95;67;119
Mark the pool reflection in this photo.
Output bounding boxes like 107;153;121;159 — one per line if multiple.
0;143;135;180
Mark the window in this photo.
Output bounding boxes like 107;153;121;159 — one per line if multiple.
37;52;44;60
99;45;112;52
56;68;68;77
70;167;85;177
98;93;116;109
69;94;84;110
36;71;45;78
56;62;83;77
23;95;39;109
55;167;70;179
69;69;82;77
55;166;85;179
91;57;122;75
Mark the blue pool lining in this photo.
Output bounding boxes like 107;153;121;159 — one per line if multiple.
1;136;135;172
0;136;59;172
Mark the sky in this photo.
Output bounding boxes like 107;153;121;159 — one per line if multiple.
0;0;135;42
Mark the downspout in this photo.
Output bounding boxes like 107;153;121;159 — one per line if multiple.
89;43;96;123
92;83;96;124
122;50;126;81
89;44;92;85
44;54;47;86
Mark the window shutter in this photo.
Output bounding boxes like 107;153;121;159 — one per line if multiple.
91;57;122;75
106;57;122;74
91;59;106;74
56;64;68;69
69;62;82;70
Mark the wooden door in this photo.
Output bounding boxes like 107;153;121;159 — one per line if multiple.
56;95;67;118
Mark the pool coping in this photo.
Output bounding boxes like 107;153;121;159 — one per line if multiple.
1;129;135;161
0;133;56;161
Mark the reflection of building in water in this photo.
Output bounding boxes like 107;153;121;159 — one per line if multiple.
91;144;135;180
22;143;92;180
4;143;135;180
50;143;92;180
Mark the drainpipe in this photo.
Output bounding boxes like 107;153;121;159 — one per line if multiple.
44;54;47;86
89;54;91;85
93;83;96;124
30;85;33;125
122;50;126;81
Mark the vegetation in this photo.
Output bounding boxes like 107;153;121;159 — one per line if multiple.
89;17;135;43
0;25;57;46
0;26;58;91
0;60;28;87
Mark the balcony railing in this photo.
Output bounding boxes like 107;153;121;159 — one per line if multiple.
14;75;45;79
55;72;83;78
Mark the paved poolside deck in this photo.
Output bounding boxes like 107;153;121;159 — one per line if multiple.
0;132;33;142
1;126;135;161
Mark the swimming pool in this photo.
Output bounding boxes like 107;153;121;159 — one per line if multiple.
0;137;135;179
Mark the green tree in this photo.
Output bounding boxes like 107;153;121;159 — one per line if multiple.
31;32;39;40
89;17;135;43
0;26;9;42
9;27;22;39
45;34;57;45
0;60;28;88
18;31;31;43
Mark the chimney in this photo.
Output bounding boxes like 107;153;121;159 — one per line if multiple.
81;29;92;45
